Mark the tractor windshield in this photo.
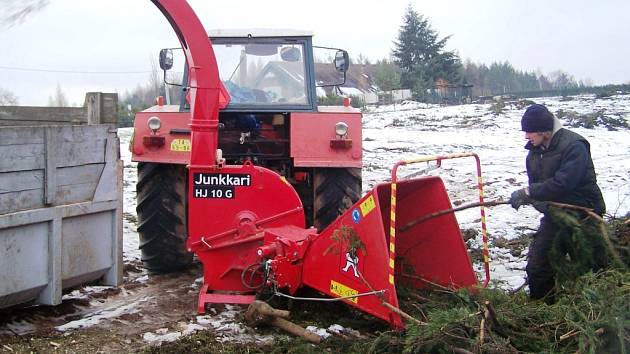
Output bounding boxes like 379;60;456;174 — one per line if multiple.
213;41;308;107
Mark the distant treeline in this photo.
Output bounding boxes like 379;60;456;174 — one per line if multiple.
462;61;595;98
460;62;630;99
499;84;630;99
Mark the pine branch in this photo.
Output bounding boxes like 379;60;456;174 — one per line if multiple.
548;202;626;269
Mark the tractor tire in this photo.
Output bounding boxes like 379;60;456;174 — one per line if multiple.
313;168;362;231
136;162;192;272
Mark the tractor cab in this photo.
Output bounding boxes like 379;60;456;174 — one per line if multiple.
159;29;349;112
132;27;362;275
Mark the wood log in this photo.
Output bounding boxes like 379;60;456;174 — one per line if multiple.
269;317;321;344
245;300;321;344
245;300;290;322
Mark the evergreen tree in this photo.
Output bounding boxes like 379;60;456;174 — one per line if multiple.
373;59;401;92
392;5;462;100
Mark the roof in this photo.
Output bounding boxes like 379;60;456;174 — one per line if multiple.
207;29;313;38
254;61;305;89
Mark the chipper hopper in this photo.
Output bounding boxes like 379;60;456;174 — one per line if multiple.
187;154;490;330
151;0;489;330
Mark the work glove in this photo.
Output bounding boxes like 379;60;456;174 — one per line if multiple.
509;188;529;210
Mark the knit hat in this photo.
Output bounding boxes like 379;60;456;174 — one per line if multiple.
521;104;554;132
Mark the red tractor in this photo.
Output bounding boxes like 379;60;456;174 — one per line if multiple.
135;0;484;330
131;29;362;272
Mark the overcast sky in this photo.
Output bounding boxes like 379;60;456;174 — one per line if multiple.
1;0;629;106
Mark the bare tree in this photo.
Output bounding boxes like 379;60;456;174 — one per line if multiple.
149;56;161;100
581;78;594;87
548;70;578;89
0;0;50;28
48;83;68;106
0;87;19;105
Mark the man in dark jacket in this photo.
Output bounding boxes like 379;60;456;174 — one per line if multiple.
509;104;606;301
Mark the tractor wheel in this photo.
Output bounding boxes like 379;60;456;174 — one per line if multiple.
136;163;192;272
313;168;362;231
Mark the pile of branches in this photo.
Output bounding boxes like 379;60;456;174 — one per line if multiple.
377;269;628;354
370;212;629;354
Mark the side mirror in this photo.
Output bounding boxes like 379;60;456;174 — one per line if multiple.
313;45;349;88
334;50;349;73
159;49;174;71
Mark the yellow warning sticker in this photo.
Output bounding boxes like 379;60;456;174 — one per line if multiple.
170;138;191;152
330;280;358;303
359;195;376;217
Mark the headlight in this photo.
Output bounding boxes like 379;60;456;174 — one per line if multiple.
147;116;161;133
335;122;349;137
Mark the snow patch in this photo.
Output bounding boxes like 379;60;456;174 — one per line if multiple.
328;324;345;334
306;325;331;339
143;328;182;344
135;275;149;283
199;305;274;344
56;297;150;332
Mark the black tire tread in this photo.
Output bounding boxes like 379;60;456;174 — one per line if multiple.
136;162;192;272
313;168;362;231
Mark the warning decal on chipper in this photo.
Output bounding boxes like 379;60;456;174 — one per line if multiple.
359;195;376;217
192;173;251;199
330;280;359;303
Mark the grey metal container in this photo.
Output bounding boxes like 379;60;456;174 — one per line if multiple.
0;123;122;308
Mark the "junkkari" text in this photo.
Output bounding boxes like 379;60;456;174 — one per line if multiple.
193;173;251;187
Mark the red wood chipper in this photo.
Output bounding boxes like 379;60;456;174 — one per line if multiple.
143;0;490;330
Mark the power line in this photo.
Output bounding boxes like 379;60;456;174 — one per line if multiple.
0;65;152;74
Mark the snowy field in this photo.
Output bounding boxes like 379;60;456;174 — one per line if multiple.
119;93;630;292
361;94;630;288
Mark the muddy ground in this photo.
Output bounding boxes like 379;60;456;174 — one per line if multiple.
0;259;392;354
0;261;208;353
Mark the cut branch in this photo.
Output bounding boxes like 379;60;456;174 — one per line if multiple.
399;200;509;232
